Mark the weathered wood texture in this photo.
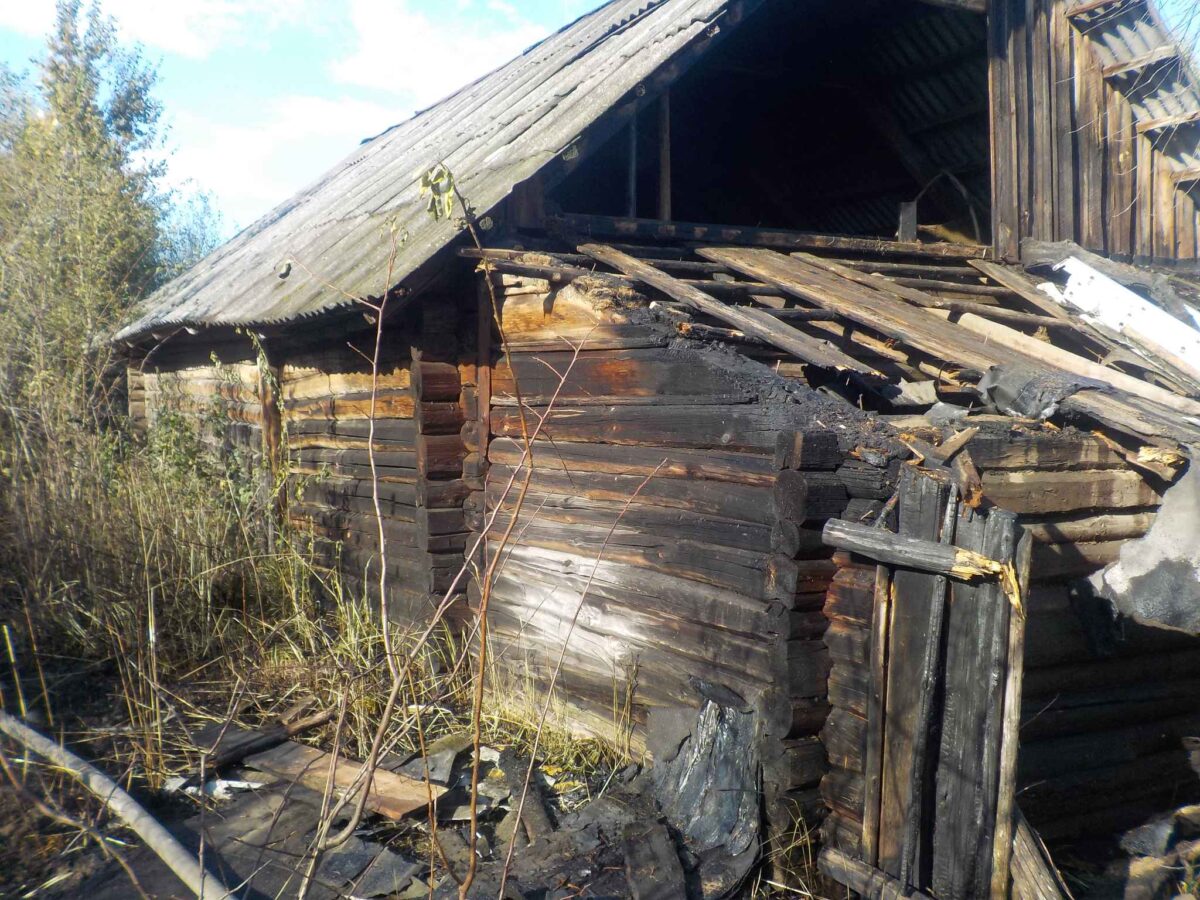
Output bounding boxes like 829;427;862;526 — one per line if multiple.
822;474;1038;899
821;426;1200;871
474;276;889;858
990;0;1200;263
272;309;474;627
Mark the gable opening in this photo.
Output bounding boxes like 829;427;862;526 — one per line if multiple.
548;0;993;245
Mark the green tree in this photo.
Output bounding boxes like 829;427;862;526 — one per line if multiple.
0;0;217;435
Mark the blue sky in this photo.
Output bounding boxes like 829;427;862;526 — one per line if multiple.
1;1;1198;238
0;1;600;235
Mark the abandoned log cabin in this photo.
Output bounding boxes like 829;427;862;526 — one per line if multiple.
116;0;1200;894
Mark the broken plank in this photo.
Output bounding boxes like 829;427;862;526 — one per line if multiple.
699;247;1011;376
244;741;442;820
823;519;1005;581
577;243;877;373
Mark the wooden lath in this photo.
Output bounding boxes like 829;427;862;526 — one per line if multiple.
472;231;1200;454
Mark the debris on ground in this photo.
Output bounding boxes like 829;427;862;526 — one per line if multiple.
79;695;765;899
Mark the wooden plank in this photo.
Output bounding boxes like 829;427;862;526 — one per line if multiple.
991;530;1033;899
489;436;778;485
878;470;950;880
820;848;937;900
1011;807;1071;900
1051;0;1078;243
967;260;1073;322
490;404;849;454
698;247;1011;376
491;348;758;406
943;310;1200;418
980;467;1160;513
931;506;1017;899
556;213;990;259
576;244;876;373
823;519;1005;580
245;741;442;820
1136;109;1200;135
1102;44;1178;78
990;0;1021;259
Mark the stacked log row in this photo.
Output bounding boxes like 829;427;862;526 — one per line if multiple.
970;427;1200;841
817;424;1200;854
280;311;472;627
818;557;874;859
128;347;264;455
471;273;909;858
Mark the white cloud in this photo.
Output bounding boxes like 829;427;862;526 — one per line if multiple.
329;0;546;107
164;93;399;231
0;0;315;59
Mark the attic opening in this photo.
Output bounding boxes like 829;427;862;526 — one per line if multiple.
548;0;992;244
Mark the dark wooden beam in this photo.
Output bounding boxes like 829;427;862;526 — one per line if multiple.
1066;0;1143;18
915;0;986;12
553;213;991;259
658;91;672;221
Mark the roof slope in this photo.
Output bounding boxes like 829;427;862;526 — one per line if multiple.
1071;0;1200;173
117;0;745;343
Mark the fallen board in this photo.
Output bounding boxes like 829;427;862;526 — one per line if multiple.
245;740;443;820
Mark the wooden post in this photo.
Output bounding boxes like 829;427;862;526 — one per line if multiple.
627;115;639;219
658;92;672;221
257;343;283;551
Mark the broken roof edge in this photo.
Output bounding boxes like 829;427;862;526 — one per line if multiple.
114;0;754;347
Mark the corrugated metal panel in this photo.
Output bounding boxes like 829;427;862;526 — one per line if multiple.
117;0;745;342
1073;0;1200;171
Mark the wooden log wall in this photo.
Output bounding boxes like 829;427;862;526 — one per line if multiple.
127;349;264;457
470;273;901;852
280;303;474;628
821;425;1200;858
990;0;1200;264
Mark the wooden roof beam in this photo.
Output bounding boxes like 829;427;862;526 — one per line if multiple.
551;213;991;259
1066;0;1143;19
1102;45;1179;79
915;0;987;13
1173;167;1200;185
577;243;880;374
1136;109;1200;135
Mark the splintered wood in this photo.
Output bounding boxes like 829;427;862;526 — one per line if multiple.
819;468;1064;899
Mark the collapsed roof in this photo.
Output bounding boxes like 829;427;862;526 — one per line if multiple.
115;0;1200;345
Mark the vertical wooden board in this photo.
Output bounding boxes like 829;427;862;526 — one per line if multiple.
1013;0;1033;243
1029;0;1054;241
1156;161;1176;261
860;565;891;867
990;0;1020;260
876;470;950;881
1136;133;1155;258
991;531;1034;899
1178;190;1197;261
1074;28;1105;252
1050;0;1077;242
1106;88;1135;258
931;508;1017;900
